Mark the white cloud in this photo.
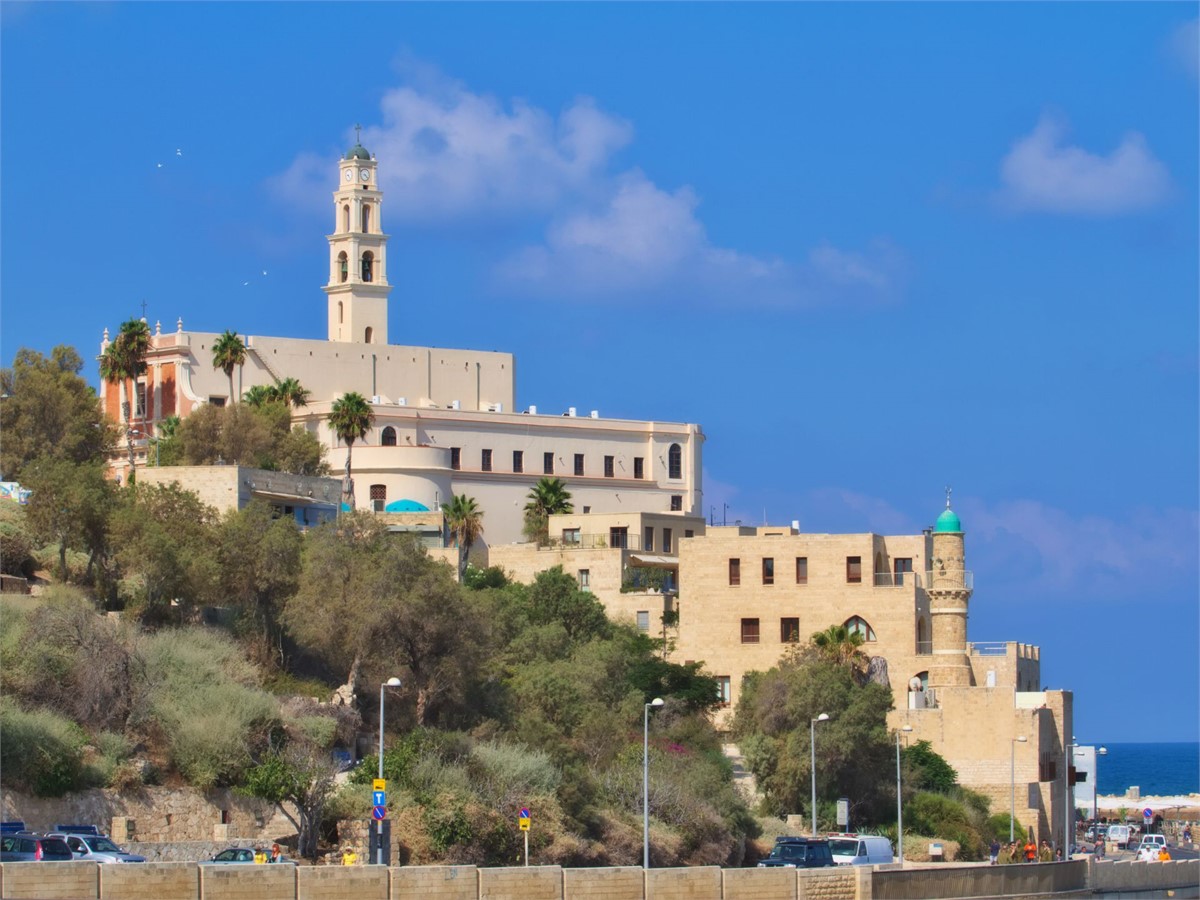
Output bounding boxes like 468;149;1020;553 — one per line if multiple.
497;171;904;306
996;114;1171;215
271;61;904;307
1167;18;1199;80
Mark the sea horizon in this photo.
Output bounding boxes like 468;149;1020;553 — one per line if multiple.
1093;741;1199;798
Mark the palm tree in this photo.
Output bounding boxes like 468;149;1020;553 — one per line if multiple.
211;330;247;405
242;384;276;408
523;476;573;544
99;318;151;474
328;392;375;507
811;624;869;676
272;376;311;409
441;494;484;582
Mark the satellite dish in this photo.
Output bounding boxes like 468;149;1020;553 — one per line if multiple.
908;677;924;692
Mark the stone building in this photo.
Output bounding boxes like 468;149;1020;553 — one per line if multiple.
669;497;1072;846
100;138;703;552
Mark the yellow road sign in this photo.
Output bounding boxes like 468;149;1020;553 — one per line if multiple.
519;818;530;831
373;778;386;791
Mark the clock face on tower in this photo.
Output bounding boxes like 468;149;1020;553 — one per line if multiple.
360;169;371;183
344;169;353;182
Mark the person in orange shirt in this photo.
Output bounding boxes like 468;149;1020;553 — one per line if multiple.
1158;847;1171;861
1023;840;1036;862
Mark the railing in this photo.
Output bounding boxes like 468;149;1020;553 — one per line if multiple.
924;569;975;590
969;642;1009;656
873;571;923;588
549;532;674;554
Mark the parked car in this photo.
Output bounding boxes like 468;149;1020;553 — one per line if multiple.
53;824;103;837
0;833;75;862
50;833;145;863
1107;824;1132;849
757;837;836;868
826;834;894;866
203;846;296;864
1137;834;1167;852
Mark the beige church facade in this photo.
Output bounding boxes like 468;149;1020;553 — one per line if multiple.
98;136;1073;847
99;139;702;551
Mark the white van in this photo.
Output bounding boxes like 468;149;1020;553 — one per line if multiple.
827;834;894;866
1107;825;1132;849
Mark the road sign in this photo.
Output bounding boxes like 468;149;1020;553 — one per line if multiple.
373;778;386;791
1143;808;1153;820
372;805;387;821
519;807;531;831
373;791;387;807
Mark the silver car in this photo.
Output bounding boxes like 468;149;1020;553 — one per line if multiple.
54;833;146;863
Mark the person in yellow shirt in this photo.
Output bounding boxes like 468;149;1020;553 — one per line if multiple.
253;847;267;864
341;846;358;865
1158;847;1171;861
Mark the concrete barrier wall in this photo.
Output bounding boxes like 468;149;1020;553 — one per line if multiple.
100;861;199;900
645;866;722;900
871;859;1087;899
197;863;296;900
4;857;1194;900
391;864;477;900
563;865;646;899
1090;858;1200;892
722;866;796;900
478;865;562;899
297;865;389;900
796;868;857;900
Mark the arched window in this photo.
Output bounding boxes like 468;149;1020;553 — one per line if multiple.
912;671;929;692
338;252;348;284
364;327;373;344
844;615;876;641
361;251;374;283
337;301;343;324
668;443;682;480
361;203;372;233
342;204;350;233
381;426;397;446
917;617;930;654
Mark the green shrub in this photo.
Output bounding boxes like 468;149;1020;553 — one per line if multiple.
0;699;87;796
468;741;560;808
0;520;35;577
138;627;279;788
905;791;986;860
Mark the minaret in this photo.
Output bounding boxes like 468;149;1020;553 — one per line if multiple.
928;488;974;688
324;127;389;345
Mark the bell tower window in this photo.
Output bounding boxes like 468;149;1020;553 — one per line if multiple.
364;327;373;344
342;204;350;233
337;301;343;324
361;204;372;233
361;252;374;283
338;252;348;283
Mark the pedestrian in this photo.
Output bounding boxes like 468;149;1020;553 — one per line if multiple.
1094;837;1104;860
1024;839;1036;863
1039;840;1052;862
270;843;282;863
1158;847;1171;861
341;846;357;866
989;839;1000;865
253;846;267;864
1185;824;1192;845
1055;847;1063;861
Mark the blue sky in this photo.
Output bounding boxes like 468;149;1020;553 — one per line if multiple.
2;3;1197;746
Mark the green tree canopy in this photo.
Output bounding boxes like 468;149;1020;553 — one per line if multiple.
328;392;374;506
21;457;116;584
0;346;114;480
99;319;151;472
442;493;484;582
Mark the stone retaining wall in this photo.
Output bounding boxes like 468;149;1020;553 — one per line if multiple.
1;858;1195;900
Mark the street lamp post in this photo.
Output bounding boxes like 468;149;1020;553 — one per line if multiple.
811;713;829;836
643;698;664;868
896;725;913;864
1094;746;1107;827
377;677;402;866
1010;735;1027;842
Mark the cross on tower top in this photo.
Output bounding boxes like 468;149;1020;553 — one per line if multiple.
140;300;148;319
355;123;362;144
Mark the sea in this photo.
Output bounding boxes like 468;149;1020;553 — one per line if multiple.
1095;742;1200;797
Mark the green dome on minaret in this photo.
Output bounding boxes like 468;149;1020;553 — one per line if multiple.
934;488;962;532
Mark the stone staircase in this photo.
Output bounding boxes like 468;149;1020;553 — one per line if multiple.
723;743;761;804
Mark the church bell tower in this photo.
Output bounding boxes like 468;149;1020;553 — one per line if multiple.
324;128;389;345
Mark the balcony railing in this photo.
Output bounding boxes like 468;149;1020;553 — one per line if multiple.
968;642;1009;656
872;571;923;588
550;532;669;553
923;569;974;590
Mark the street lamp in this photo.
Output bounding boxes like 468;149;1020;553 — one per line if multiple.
376;677;402;866
1010;735;1027;842
1095;746;1107;827
643;698;664;868
896;725;913;864
811;713;830;836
